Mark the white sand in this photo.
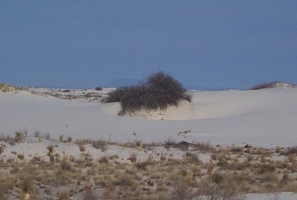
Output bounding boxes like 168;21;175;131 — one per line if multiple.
1;87;297;200
1;88;297;147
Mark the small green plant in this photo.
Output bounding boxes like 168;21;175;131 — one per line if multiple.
21;177;31;194
14;131;24;143
59;134;64;142
212;173;223;185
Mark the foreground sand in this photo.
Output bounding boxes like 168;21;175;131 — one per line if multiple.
1;136;297;199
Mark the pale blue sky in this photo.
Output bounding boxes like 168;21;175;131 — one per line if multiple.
1;1;296;89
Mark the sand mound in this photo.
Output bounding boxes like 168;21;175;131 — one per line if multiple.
103;100;196;120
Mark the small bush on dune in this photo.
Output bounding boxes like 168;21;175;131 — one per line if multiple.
0;83;12;93
250;81;279;90
250;81;296;90
105;72;192;115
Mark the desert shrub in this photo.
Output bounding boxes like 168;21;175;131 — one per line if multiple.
212;173;223;185
192;141;211;153
0;146;3;155
164;137;176;149
34;131;41;138
95;87;103;91
184;152;199;163
59;134;64;142
172;177;194;200
44;132;50;140
20;178;31;194
128;153;137;163
0;83;12;92
78;144;86;152
105;72;192;115
250;81;279;90
60;159;71;171
113;175;133;187
67;137;72;143
104;87;127;103
17;154;24;160
92;139;108;152
46;145;54;155
146;71;192;103
58;190;70;200
282;146;297;156
0;176;15;198
15;131;25;143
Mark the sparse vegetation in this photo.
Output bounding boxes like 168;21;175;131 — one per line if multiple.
92;139;108;152
105;71;192;115
67;137;72;143
59;134;64;142
0;82;15;93
78;144;86;152
60;158;71;171
95;87;103;91
1;133;297;199
15;130;26;143
250;81;296;90
0;146;4;155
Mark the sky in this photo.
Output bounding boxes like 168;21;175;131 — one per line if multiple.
0;1;296;90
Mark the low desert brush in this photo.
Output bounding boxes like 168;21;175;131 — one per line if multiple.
58;190;70;200
92;139;108;152
0;146;4;155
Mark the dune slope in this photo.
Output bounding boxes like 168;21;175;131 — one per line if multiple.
1;88;296;147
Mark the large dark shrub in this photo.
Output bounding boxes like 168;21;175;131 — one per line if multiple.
105;72;192;115
104;87;127;103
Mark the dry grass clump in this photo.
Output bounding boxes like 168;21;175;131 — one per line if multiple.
78;144;86;152
0;82;15;92
17;154;25;160
126;153;137;163
0;145;4;155
282;146;297;156
92;139;108;152
60;158;72;171
34;131;51;140
0;176;16;198
14;130;27;143
58;190;70;200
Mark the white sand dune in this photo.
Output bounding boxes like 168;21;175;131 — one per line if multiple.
1;87;297;147
1;87;297;200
